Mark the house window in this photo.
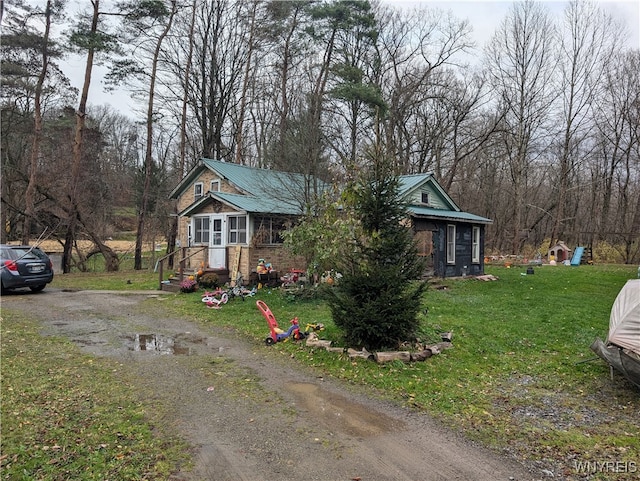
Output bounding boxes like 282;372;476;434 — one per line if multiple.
252;216;286;245
228;215;247;244
210;180;220;192
446;224;456;264
472;226;480;263
421;192;429;204
194;182;204;200
193;217;210;244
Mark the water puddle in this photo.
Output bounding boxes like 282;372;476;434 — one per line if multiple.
127;334;192;355
285;382;401;437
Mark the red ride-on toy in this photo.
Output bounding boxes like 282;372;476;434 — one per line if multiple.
257;300;306;345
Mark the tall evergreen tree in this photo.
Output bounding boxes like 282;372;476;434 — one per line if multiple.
325;155;427;351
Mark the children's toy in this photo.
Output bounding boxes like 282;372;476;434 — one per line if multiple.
229;285;257;301
202;289;228;309
256;258;273;274
257;300;305;345
256;300;325;345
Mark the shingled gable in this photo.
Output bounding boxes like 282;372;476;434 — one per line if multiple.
398;173;492;225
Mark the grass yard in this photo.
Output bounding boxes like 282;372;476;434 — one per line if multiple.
161;263;639;479
0;313;188;480
4;262;639;479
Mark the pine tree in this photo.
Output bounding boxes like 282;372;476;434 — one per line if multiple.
326;158;427;351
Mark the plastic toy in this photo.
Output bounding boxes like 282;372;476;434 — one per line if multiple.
202;289;228;309
256;300;324;345
257;300;305;345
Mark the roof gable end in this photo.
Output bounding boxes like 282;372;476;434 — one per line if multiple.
399;173;460;212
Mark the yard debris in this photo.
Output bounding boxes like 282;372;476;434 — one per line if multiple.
475;274;499;281
374;351;411;363
305;332;332;349
305;333;453;364
347;348;374;361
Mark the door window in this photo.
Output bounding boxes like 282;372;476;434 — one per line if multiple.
212;218;223;246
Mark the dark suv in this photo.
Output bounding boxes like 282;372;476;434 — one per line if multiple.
1;244;54;293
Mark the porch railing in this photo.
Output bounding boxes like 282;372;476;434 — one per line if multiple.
154;246;207;290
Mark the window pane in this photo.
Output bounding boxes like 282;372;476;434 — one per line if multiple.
194;217;210;244
227;215;247;245
472;227;480;263
447;225;456;264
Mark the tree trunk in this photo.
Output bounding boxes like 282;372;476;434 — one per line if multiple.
135;1;177;270
234;1;257;165
23;0;53;245
66;0;99;273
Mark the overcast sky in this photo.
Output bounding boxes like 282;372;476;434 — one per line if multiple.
388;0;640;49
66;0;640;114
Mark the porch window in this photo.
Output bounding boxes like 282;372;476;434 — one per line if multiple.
194;182;203;200
228;215;247;244
472;226;480;263
446;224;456;264
193;216;210;244
252;216;286;245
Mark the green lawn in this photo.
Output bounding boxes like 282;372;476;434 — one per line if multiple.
0;313;188;480
155;263;640;479
3;262;639;480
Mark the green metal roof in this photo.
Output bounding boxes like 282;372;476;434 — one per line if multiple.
169;158;317;200
214;192;303;215
398;173;460;212
173;159;491;224
179;192;304;217
399;173;432;194
203;158;313;197
409;205;493;224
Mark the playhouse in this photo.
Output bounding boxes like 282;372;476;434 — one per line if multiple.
548;241;571;263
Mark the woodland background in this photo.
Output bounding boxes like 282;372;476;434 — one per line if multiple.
1;0;639;272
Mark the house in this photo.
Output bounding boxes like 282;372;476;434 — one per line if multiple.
168;159;492;283
399;174;492;278
168;158;314;284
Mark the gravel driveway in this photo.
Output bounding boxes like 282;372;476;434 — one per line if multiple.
3;288;538;481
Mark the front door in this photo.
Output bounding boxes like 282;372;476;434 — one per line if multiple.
209;216;226;268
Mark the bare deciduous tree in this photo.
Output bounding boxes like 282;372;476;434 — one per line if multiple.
484;0;557;254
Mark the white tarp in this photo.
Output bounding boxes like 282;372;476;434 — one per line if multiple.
607;279;640;354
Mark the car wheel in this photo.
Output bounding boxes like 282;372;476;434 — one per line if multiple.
29;284;46;293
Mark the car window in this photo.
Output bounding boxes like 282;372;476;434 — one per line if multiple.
5;247;40;260
29;248;47;260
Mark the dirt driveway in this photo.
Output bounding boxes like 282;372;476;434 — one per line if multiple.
3;288;538;481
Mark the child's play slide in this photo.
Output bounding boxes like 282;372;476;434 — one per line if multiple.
570;246;585;266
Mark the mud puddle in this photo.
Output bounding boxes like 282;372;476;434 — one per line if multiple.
125;333;208;355
285;382;402;437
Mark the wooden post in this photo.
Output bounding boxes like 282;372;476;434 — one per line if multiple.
230;246;241;286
